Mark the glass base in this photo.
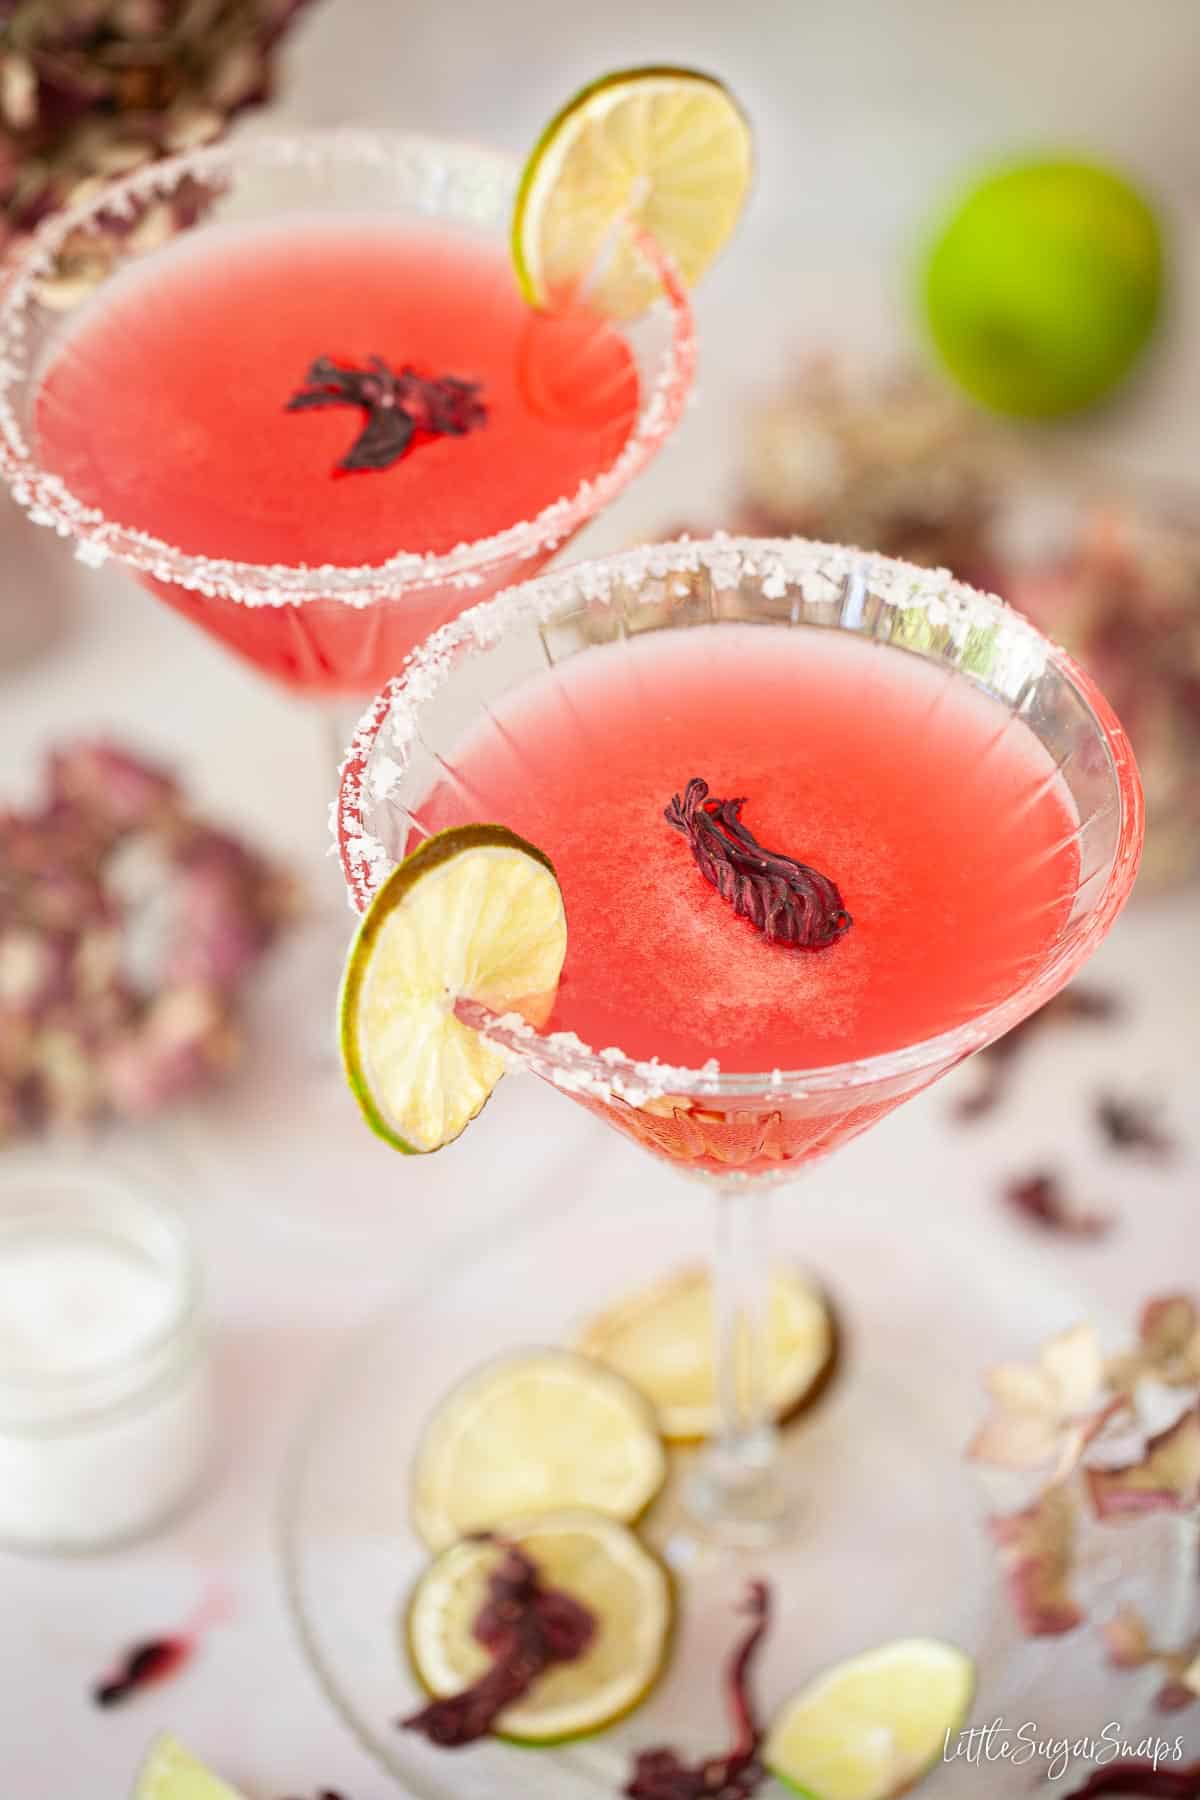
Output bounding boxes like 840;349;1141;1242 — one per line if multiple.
283;1170;1194;1798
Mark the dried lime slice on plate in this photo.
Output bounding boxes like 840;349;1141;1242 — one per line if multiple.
339;824;567;1154
406;1510;672;1744
411;1349;666;1550
763;1638;975;1799
578;1264;838;1443
133;1737;243;1800
513;65;753;318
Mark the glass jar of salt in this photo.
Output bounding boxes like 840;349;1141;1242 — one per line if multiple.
0;1156;211;1552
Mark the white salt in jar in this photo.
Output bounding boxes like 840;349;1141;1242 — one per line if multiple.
0;1155;211;1552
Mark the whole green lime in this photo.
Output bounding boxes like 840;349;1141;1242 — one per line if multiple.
922;158;1165;417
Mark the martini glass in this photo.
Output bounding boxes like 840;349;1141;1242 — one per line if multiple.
336;529;1143;1519
0;132;692;1106
287;538;1171;1793
0;128;694;732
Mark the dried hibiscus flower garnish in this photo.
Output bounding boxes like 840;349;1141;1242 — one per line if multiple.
286;356;486;473
664;780;851;951
1003;1170;1113;1238
625;1583;770;1800
402;1545;595;1747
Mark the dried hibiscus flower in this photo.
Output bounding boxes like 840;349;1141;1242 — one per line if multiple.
625;1583;770;1800
402;1545;595;1747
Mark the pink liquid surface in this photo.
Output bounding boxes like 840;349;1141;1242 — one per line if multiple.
423;625;1080;1076
34;221;638;692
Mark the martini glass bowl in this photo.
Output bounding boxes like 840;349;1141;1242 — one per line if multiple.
0;129;694;703
286;538;1160;1798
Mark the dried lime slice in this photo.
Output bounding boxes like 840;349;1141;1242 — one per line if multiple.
763;1639;975;1800
513;65;753;319
578;1264;838;1444
339;825;567;1154
406;1510;672;1744
133;1737;243;1800
411;1349;666;1550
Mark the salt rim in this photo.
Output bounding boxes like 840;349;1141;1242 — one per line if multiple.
0;129;695;607
334;533;1145;1108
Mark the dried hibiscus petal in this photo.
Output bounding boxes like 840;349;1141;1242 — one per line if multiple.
665;780;851;951
625;1583;770;1800
92;1635;190;1707
402;1546;594;1747
286;355;486;473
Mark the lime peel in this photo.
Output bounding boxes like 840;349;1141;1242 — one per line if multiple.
411;1348;666;1550
513;65;753;319
763;1638;975;1800
339;824;567;1154
405;1510;673;1744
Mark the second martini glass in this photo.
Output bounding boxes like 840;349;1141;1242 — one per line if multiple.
0;128;694;722
284;538;1171;1795
334;534;1144;1544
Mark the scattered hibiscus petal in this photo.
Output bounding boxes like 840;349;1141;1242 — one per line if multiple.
625;1583;770;1800
1003;1170;1113;1238
989;1482;1083;1636
92;1636;190;1708
1086;1405;1200;1520
402;1546;594;1747
1096;1094;1177;1160
953;985;1121;1121
1064;1763;1200;1797
90;1584;233;1710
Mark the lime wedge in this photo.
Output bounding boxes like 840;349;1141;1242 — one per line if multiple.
406;1509;672;1744
578;1265;838;1444
339;824;567;1154
513;65;753;318
763;1639;975;1800
133;1737;243;1800
411;1349;666;1550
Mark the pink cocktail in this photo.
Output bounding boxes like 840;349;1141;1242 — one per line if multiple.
0;131;693;702
338;536;1144;1544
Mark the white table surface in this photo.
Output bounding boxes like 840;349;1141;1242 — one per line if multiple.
2;213;1199;1796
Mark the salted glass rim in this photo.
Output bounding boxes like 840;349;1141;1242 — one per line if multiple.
0;128;695;609
335;534;1144;1100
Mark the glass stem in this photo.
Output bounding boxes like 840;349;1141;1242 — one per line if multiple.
686;1181;790;1546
